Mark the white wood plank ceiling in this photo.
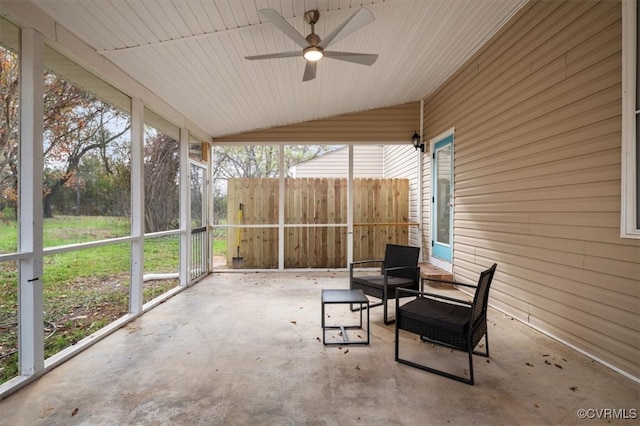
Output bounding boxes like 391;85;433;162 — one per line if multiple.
29;0;526;139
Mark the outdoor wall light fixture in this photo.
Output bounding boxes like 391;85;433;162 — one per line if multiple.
412;131;425;152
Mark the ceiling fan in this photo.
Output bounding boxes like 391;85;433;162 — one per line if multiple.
245;7;378;82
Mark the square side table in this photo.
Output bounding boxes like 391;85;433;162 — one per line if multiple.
321;289;370;345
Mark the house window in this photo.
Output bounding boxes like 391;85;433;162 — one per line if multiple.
622;0;640;238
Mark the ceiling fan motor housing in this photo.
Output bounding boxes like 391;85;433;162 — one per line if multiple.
306;32;321;46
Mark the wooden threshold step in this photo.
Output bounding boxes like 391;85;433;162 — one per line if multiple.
419;262;454;288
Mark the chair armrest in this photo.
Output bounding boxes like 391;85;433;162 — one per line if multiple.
395;287;472;307
425;278;477;289
350;260;384;282
385;266;419;273
350;259;383;269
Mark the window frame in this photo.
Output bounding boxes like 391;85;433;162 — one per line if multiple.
621;0;639;239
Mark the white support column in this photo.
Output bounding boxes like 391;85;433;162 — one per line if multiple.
417;99;424;255
179;128;190;286
347;145;354;265
18;28;45;375
206;144;212;274
129;98;144;313
278;145;285;270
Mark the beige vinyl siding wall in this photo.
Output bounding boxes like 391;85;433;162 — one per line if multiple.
214;102;420;143
422;0;640;379
383;145;421;247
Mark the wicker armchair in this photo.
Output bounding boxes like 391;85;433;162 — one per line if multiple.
350;244;421;325
394;263;497;385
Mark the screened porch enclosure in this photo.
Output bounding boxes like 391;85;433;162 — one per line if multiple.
1;0;638;405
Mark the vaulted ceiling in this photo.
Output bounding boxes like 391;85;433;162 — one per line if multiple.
24;0;526;140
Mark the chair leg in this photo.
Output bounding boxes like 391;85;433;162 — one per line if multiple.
383;295;395;325
472;333;489;357
485;332;489;357
394;314;400;360
467;347;475;385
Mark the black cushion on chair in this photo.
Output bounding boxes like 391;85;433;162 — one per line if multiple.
351;275;415;291
400;297;471;334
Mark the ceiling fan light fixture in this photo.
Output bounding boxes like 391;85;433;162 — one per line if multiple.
303;46;324;61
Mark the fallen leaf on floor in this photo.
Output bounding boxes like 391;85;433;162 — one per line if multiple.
544;360;551;365
554;364;563;369
534;404;539;409
356;365;361;370
290;320;297;325
542;354;550;357
71;408;79;417
526;362;534;367
344;349;349;354
570;386;578;391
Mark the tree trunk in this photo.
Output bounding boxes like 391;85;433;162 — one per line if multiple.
43;193;54;218
75;178;81;216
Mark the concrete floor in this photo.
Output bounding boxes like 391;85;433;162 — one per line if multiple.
1;271;638;425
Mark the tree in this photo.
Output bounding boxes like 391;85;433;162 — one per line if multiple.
211;145;335;179
0;47;19;216
49;152;130;216
144;132;179;232
0;47;132;219
42;74;130;218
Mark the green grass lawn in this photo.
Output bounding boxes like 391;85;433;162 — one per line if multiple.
0;215;189;384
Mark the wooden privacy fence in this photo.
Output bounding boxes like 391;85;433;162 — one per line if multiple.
227;177;411;268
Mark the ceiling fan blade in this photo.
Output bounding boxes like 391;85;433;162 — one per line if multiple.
302;61;317;82
259;9;310;49
245;51;302;60
324;51;378;66
318;7;375;49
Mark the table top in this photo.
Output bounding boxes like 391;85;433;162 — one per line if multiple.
322;289;369;304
